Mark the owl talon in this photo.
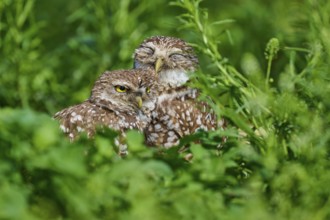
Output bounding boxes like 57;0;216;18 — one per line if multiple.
119;150;128;157
183;153;193;161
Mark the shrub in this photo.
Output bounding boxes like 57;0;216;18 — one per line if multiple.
1;0;330;219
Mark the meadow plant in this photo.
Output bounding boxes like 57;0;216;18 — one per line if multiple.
1;0;330;219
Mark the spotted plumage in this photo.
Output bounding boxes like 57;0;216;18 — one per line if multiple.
145;92;226;148
134;36;226;148
148;85;208;147
53;69;157;155
134;36;198;88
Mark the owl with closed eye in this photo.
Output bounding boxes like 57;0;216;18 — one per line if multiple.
134;36;199;89
133;36;226;148
53;68;158;155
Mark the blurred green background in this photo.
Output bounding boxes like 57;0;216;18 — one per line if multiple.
1;0;330;219
0;0;314;112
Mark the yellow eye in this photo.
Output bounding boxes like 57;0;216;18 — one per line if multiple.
146;87;151;94
115;85;127;93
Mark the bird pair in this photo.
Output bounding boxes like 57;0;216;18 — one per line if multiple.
54;36;222;155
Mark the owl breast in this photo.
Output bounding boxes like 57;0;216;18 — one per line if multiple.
158;69;190;87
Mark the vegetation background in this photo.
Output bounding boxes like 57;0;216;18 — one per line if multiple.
1;0;330;219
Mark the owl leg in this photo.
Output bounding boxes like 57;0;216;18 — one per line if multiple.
216;117;228;152
177;144;194;162
114;132;128;156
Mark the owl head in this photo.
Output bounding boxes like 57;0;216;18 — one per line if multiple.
90;69;158;115
133;36;199;87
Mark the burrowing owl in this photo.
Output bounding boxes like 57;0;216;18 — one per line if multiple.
145;91;227;148
133;36;198;88
134;36;225;148
54;69;157;155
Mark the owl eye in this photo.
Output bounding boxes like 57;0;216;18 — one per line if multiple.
143;47;154;55
114;85;128;93
146;87;151;94
169;53;185;59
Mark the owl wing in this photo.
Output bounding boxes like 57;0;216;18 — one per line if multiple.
145;98;218;148
53;100;119;141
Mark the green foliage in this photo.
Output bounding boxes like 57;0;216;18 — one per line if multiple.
1;0;330;219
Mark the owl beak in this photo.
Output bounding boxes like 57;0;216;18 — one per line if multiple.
155;58;163;74
135;96;143;109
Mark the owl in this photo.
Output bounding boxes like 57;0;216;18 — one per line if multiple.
145;93;227;148
134;36;226;148
54;69;157;155
133;36;199;89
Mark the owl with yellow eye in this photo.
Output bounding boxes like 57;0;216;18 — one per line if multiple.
54;68;157;155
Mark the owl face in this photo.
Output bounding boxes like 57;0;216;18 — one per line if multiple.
90;69;157;115
133;36;198;86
